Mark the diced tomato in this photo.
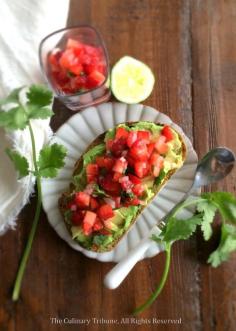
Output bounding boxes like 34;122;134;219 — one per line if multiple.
137;130;151;142
113;172;123;182
115;127;129;140
119;176;133;191
130;140;148;161
93;218;103;231
83;211;97;235
155;135;169;154
126;154;135;167
147;143;155;157
90;197;99;210
110;137;127;157
75;192;91;208
134;161;149;178
86;163;98;183
129;174;142;184
162;125;174;142
71;211;83;225
86;70;105;88
112;157;128;174
132;184;145;196
97;204;114;220
99;174;121;195
127;131;137;148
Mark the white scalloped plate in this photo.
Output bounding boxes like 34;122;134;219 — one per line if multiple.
41;103;199;262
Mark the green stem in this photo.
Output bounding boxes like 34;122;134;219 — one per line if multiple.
12;121;41;301
171;197;205;218
133;243;172;315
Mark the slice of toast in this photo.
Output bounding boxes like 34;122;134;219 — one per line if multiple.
58;122;186;252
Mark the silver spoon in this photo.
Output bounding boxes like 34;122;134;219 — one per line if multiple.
104;147;235;290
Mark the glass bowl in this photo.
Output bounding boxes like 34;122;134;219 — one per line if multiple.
39;25;111;111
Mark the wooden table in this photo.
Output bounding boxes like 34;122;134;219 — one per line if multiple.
1;1;236;330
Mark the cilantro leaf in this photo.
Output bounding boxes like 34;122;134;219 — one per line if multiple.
157;214;203;244
6;148;29;178
0;87;22;105
38;143;67;178
0;107;28;130
202;192;236;223
26;85;53;108
27;105;54;120
208;223;236;267
197;199;217;240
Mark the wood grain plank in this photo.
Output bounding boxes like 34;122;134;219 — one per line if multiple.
191;1;236;331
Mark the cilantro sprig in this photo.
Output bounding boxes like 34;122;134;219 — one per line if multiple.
133;192;236;314
0;85;67;301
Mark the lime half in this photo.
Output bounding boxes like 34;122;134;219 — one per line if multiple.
111;56;155;104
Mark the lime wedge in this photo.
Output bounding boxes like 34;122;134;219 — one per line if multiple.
111;56;155;103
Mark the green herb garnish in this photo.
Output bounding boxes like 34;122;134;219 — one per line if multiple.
0;85;67;301
133;191;236;314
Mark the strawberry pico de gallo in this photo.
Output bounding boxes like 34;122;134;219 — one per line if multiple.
48;38;107;95
60;122;184;251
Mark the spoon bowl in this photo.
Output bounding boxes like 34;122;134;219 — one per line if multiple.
193;147;235;188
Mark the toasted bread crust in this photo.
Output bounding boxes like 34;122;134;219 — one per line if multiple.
58;122;186;252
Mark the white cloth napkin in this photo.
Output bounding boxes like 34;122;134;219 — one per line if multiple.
0;0;69;234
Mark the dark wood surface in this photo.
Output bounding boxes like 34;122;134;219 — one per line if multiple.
1;1;236;330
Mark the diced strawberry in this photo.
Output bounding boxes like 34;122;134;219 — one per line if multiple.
130;140;148;161
67;200;77;211
71;211;83;225
155;135;169;154
70;75;87;90
82;211;97;235
125;197;141;206
59;49;79;70
119;176;133;191
66;38;83;51
113;172;123;182
48;50;62;71
152;165;161;177
127;131;138;148
129;174;142;184
86;164;98;183
110;137;127;157
93;219;104;231
150;153;164;167
75;192;91;208
97;204;114;220
162;125;174;142
134;161;149;178
86;70;105;88
90;197;99;210
115;127;129;140
96;156;114;170
147;143;155;157
126;154;135;167
112;157;128;174
114;196;121;208
99;174;121;195
106;139;114;151
137;130;151;142
68;63;83;76
132;184;145;196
